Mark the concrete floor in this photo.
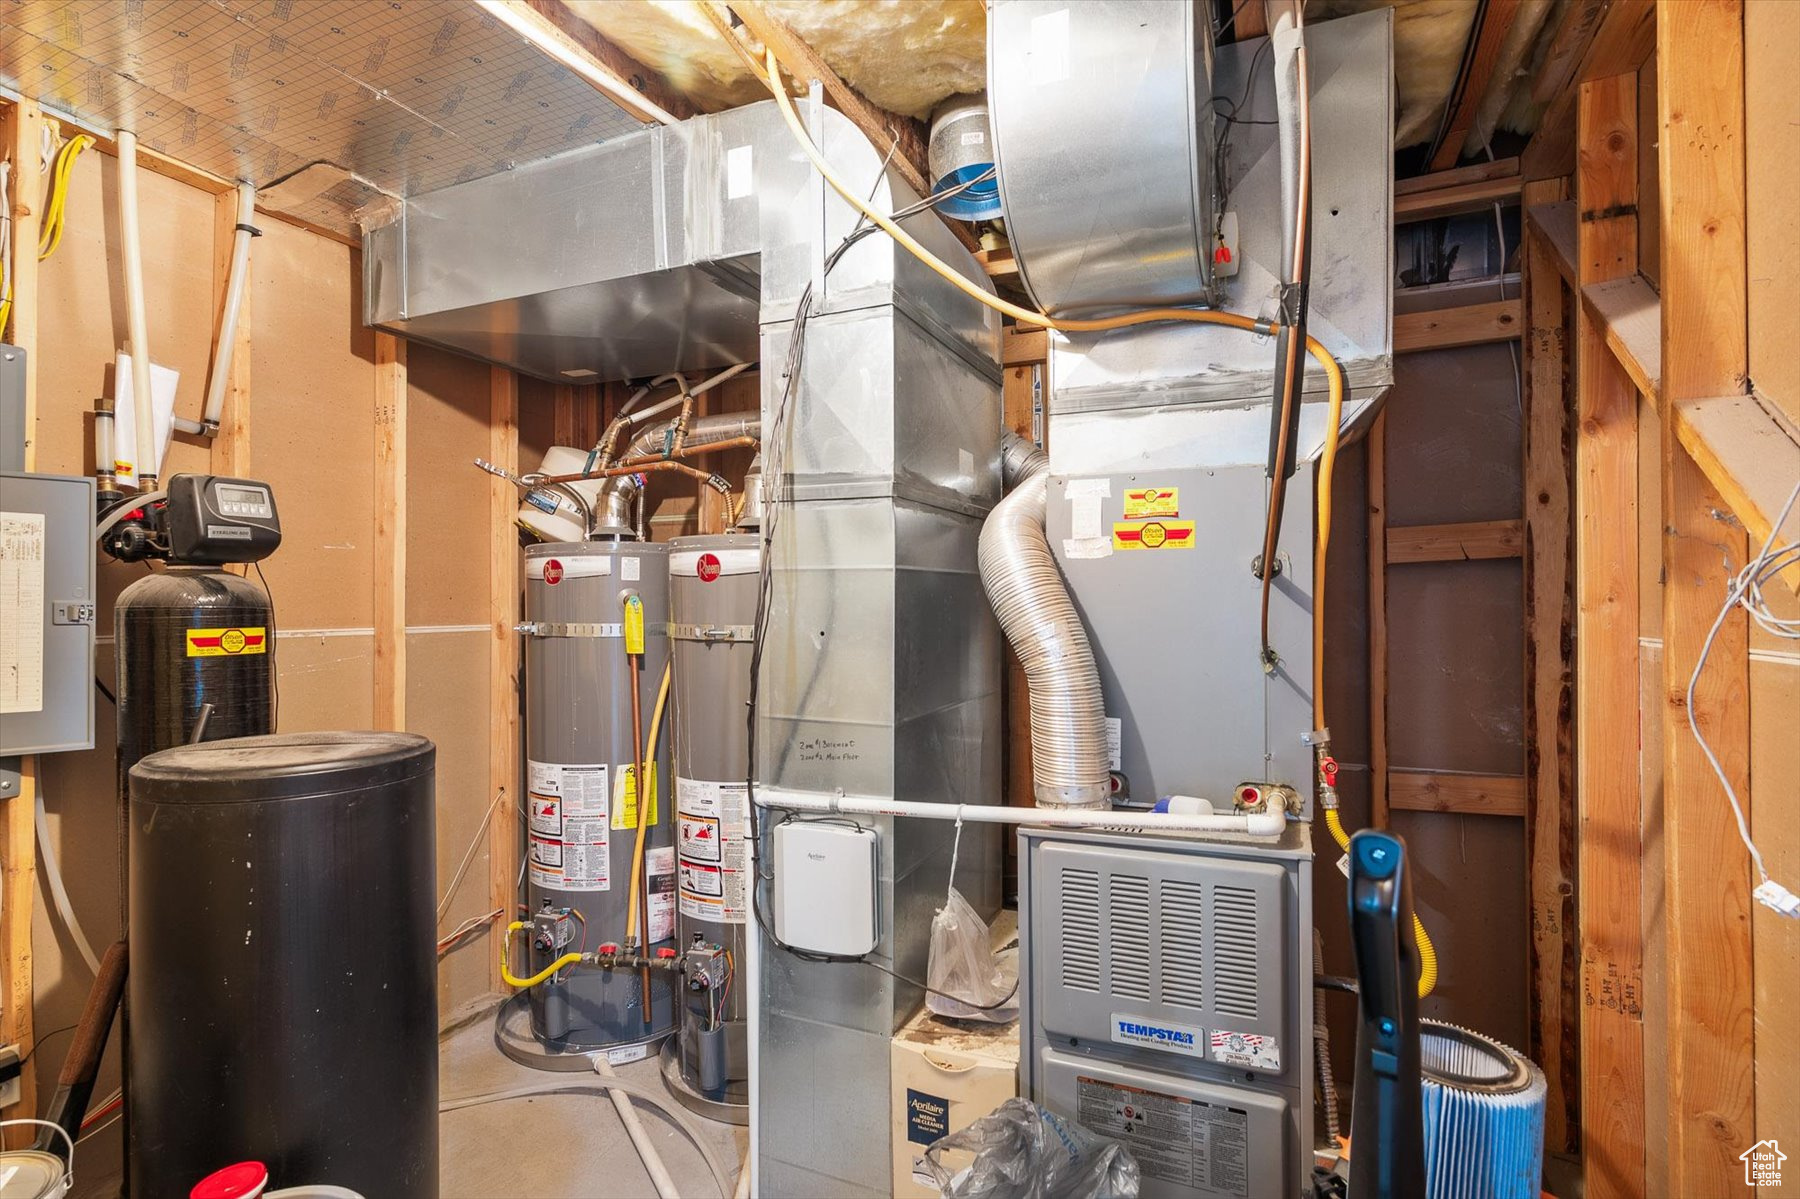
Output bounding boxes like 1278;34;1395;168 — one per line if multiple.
440;1010;748;1199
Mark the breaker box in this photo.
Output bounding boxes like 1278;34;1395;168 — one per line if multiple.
1020;824;1314;1199
1;471;97;757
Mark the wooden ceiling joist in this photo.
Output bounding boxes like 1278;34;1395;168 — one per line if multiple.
1521;0;1658;181
1428;0;1524;171
516;0;698;125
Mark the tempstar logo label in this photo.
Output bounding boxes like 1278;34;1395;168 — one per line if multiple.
1742;1140;1786;1188
1110;1014;1206;1058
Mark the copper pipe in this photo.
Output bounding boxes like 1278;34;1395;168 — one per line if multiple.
536;437;758;485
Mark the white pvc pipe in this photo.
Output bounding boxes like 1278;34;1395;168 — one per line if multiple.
751;786;1289;836
115;130;157;486
592;1056;680;1199
203;181;255;431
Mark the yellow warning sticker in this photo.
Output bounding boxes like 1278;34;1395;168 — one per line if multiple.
1112;521;1196;550
1123;487;1180;520
185;627;269;657
612;762;660;830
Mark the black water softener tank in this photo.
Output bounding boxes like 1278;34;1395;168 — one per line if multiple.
128;732;438;1196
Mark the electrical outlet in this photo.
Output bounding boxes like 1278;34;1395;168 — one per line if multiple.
0;1043;21;1108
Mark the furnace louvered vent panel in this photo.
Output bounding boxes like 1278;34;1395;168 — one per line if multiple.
1059;868;1102;993
1212;883;1262;1019
1035;839;1293;1051
1109;875;1153;1001
1159;878;1208;1009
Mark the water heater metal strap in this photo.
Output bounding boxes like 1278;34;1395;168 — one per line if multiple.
514;621;672;639
670;623;754;644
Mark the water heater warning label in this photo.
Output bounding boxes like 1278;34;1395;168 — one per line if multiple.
527;760;611;892
677;777;749;925
1077;1076;1248;1196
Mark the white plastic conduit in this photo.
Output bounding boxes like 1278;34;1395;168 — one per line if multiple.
115;130;157;487
753;785;1289;837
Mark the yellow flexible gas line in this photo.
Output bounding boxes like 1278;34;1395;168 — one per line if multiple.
500;920;582;989
624;660;674;946
763;49;1438;998
39;134;94;261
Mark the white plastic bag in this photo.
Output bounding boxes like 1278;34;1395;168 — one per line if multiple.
927;886;1019;1023
919;1097;1140;1199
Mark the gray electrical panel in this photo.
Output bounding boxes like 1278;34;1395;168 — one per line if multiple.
1020;824;1313;1199
0;346;23;474
1;471;97;756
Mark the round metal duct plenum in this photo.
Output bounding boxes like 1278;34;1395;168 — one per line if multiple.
927;95;1002;221
1418;1020;1547;1199
987;0;1217;313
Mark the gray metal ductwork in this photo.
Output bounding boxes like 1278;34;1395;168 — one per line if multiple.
979;433;1109;808
364;97;1001;1198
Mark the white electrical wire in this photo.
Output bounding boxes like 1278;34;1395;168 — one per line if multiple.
436;788;506;923
0;1118;74;1188
1687;475;1800;918
35;787;102;975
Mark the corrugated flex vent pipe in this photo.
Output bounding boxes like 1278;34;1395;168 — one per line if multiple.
979;433;1110;809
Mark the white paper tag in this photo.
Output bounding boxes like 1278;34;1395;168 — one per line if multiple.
1062;538;1113;560
1071;495;1103;541
1030;8;1071;84
726;144;753;199
1065;477;1111;499
0;512;46;716
1105;717;1122;772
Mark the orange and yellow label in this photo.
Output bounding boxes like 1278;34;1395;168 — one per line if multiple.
1112;520;1196;550
1123;487;1180;520
185;627;268;657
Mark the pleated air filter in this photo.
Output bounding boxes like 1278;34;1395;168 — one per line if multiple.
1419;1021;1546;1199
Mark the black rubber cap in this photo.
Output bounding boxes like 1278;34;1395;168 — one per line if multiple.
130;731;435;804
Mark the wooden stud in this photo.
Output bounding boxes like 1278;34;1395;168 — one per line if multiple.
553;385;578;447
488;367;522;991
1003;327;1047;367
1367;410;1389;829
1386;770;1527;818
1522;0;1657;181
1574;70;1646;1199
1394;156;1522;197
0;97;45;1137
1428;0;1524;171
1522;174;1579;1155
1232;1;1268;43
1657;3;1754;1192
1394;299;1521;353
1393;172;1522;223
1384;519;1523;564
209;189;253;480
373;335;408;732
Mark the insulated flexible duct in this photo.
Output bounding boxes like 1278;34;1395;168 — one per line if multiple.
593;412;761;535
979;433;1109;809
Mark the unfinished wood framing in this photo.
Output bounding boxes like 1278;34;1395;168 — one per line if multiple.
1366;410;1389;828
1573;69;1646;1199
1521;175;1579;1155
1387;770;1527;817
208;190;253;479
1427;0;1524;171
1384;519;1522;564
1393;171;1522;222
515;0;697;124
487;367;522;992
1657;3;1755;1191
0;98;45;1134
1393;299;1521;353
374;335;409;731
1582;275;1660;402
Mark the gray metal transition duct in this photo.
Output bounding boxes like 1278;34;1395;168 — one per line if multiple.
979;433;1109;808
